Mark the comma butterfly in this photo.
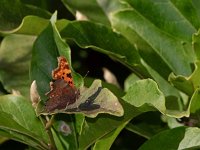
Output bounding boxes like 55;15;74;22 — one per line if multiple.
45;56;80;112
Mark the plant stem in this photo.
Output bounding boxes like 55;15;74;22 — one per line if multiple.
45;115;57;150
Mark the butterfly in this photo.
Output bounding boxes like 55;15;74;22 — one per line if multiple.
44;56;100;112
42;56;124;117
45;56;80;112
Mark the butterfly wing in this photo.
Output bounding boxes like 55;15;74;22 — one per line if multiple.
44;56;80;112
52;56;74;87
45;79;79;112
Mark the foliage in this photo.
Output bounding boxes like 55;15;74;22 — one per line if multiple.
1;0;200;149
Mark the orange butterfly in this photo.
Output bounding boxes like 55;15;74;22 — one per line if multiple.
45;56;80;112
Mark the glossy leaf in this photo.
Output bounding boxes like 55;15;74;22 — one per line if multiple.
0;95;49;149
122;79;196;118
78;101;141;149
31;13;123;118
51;115;78;150
139;127;200;150
124;73;141;92
126;0;197;41
30;13;82;101
92;121;128;150
123;79;166;114
0;0;50;33
61;0;110;25
169;61;200;96
59;20;150;78
189;88;200;113
126;112;167;139
1;0;200;149
111;9;193;76
0;129;45;149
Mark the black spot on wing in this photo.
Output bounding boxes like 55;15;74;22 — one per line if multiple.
66;73;72;78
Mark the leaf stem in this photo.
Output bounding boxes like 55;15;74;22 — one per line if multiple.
45;115;57;150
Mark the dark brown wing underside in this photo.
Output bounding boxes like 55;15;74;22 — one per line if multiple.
45;79;79;112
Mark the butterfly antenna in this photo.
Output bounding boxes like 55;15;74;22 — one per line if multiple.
83;71;89;80
77;71;89;88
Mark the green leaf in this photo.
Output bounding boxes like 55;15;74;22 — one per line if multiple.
162;116;183;129
139;127;200;150
122;79;195;118
31;13;123;118
78;101;141;149
0;95;49;149
92;121;128;150
97;0;131;18
169;61;200;96
0;15;50;35
126;112;167;139
75;78;127;149
0;129;45;149
51;115;78;150
30;14;83;101
60;21;140;65
126;0;197;41
0;136;8;144
74;114;85;135
189;88;200;113
124;73;141;92
142;63;181;98
0;34;35;98
126;123;152;139
51;129;66;150
15;16;50;35
0;0;50;33
169;73;194;96
111;9;193;76
122;79;166;114
59;20;150;78
193;29;200;60
30;23;58;100
170;0;200;30
0;15;71;36
61;0;110;26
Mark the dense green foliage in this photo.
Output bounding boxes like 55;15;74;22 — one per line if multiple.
1;0;200;149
